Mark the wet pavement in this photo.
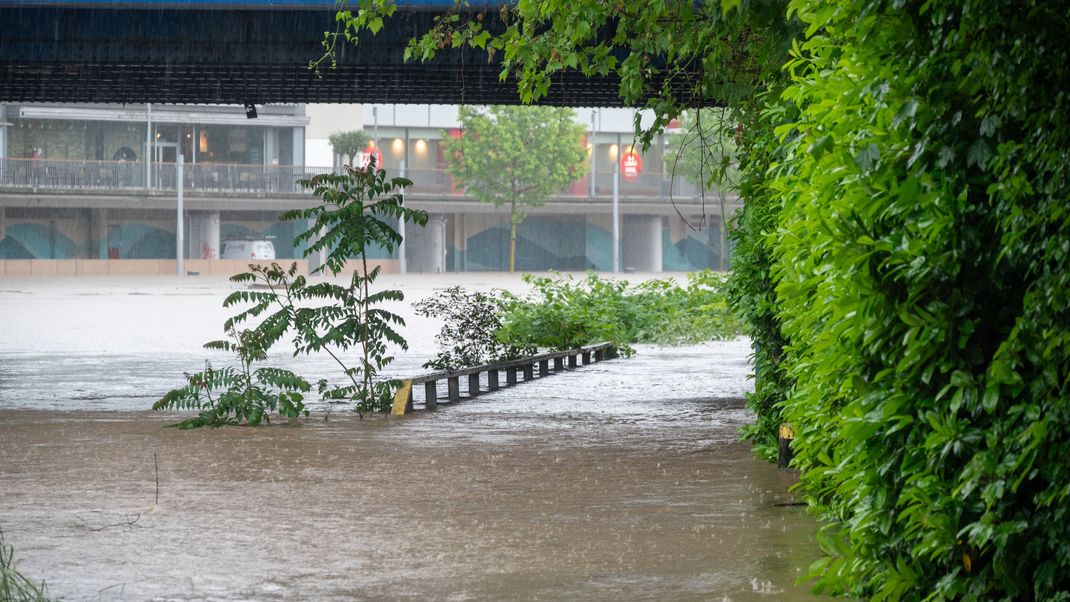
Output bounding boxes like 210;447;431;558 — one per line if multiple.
0;275;824;600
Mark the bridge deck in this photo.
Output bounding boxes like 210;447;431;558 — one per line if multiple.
0;5;637;105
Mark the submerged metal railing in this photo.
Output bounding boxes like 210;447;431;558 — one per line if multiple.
391;343;618;415
0;157;726;202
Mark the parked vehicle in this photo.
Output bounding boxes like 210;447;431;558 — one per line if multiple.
220;238;276;260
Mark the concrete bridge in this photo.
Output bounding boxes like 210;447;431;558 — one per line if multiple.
0;0;635;106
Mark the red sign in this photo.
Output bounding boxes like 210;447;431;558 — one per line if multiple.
357;146;384;169
620;151;643;181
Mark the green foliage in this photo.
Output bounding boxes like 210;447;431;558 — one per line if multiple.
497;271;740;355
286;162;426;276
725;95;795;460
413;286;535;371
152;350;310;429
284;163;427;413
0;528;50;602
327;130;371;166
402;1;796;150
443;105;588;272
155;164;428;423
766;0;1070;598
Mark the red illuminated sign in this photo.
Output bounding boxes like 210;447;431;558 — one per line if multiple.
620;151;642;181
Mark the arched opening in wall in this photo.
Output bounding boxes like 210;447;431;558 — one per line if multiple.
113;146;137;162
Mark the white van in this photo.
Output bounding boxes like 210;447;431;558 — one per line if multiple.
220;239;276;260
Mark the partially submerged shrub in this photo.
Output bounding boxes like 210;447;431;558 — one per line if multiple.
414;286;535;371
496;270;740;354
153;327;310;429
154;162;427;424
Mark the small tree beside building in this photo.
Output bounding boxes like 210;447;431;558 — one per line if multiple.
444;106;589;272
328;130;370;167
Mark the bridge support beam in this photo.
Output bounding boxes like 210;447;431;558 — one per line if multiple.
406;215;446;273
622;215;663;273
89;208;108;259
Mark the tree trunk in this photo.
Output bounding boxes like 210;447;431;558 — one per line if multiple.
509;220;517;273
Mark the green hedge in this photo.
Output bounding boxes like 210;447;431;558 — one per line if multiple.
761;0;1070;598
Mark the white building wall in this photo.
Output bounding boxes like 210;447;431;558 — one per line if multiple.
306;104;363;168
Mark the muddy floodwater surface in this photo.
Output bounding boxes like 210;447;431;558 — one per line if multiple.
0;275;825;601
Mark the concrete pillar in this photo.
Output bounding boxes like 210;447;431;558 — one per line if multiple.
0;102;7;160
190;212;221;259
424;381;438;409
406;215;446;273
89;208;108;259
264;128;279;165
292;127;305;167
622;215;663;273
204;212;220;260
452;213;466;271
307;218;327;273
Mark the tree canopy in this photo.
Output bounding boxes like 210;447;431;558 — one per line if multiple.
328;130;371;166
443;105;588;272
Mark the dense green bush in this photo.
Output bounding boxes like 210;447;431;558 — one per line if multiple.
769;0;1070;598
496;271;740;354
152;326;310;429
414;286;535;371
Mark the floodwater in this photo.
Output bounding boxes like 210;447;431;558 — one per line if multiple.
0;274;824;600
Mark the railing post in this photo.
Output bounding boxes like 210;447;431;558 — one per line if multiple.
447;377;460;402
582;351;592;365
553;357;564;371
507;367;518;386
568;354;578;368
523;364;534;381
468;373;480;397
424;381;438;409
487;370;499;391
594;348;604;362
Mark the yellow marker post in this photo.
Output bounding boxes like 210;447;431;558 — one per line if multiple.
391;379;413;416
777;423;795;469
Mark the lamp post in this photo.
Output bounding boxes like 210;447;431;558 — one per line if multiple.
612;159;620;273
399;159;407;274
372;106;379;165
145;103;152;189
176;154;184;276
590;110;597;198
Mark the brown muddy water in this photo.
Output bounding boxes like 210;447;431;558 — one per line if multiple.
0;274;825;600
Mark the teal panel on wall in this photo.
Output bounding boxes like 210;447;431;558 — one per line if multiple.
123;225;176;259
662;225;692;271
3;223;82;259
585;223;612;272
466;217;591;271
0;235;34;259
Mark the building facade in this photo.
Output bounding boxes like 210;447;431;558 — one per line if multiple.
0;102;734;275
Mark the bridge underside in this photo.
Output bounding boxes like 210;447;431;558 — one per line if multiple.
0;7;642;106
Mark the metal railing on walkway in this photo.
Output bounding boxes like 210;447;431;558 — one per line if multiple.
0;157;729;203
391;343;618;415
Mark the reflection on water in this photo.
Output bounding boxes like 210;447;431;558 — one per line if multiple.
0;276;824;600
